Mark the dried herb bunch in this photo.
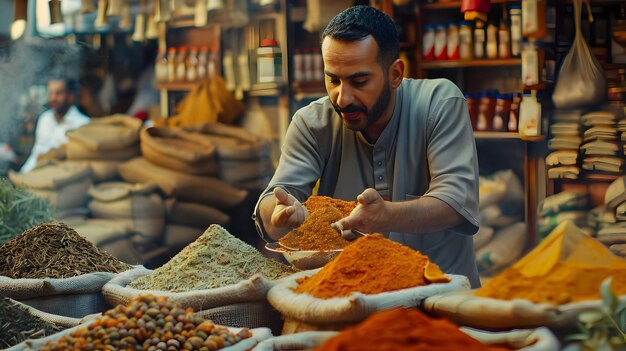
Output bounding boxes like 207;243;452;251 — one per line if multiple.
0;296;64;348
129;225;297;292
0;177;54;245
0;222;132;279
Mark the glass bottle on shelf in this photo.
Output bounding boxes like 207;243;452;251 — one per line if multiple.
509;5;522;57
447;23;460;60
522;0;547;40
155;49;168;83
186;47;198;83
508;93;522;132
422;24;435;61
493;94;511;132
474;21;486;59
197;46;208;81
166;47;177;83
486;21;498;59
498;19;511;59
459;21;473;60
176;46;187;82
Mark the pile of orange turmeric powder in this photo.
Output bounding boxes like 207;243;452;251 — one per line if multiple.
314;308;511;351
294;234;449;299
279;196;357;251
476;221;626;305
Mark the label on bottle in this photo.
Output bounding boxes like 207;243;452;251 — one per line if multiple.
522;0;539;36
521;44;539;86
423;29;435;60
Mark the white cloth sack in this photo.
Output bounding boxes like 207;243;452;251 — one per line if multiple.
66;114;143;151
267;270;469;325
102;266;279;312
423;289;626;330
12;321;272;351
251;327;559;351
0;271;119;318
72;219;145;265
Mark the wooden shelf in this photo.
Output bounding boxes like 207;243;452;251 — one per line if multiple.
421;58;521;69
584;173;621;182
157;82;199;91
474;132;522;140
421;0;518;10
249;82;286;97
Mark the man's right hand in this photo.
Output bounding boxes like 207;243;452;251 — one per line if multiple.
270;187;309;229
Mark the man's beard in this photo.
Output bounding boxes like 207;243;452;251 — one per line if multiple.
333;80;392;132
52;102;71;117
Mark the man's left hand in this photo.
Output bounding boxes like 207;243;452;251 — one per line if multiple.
332;188;388;234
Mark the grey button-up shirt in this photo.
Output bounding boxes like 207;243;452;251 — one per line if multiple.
256;78;481;287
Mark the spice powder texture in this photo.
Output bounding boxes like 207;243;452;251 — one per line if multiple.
295;234;448;298
129;225;298;292
314;308;511;351
303;195;357;217
0;222;131;279
279;206;349;251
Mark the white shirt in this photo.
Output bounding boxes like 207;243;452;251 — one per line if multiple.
21;106;90;173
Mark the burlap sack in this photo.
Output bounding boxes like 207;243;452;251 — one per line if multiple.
140;126;218;176
251;327;559;351
119;157;247;209
220;158;274;185
83;160;121;183
162;224;204;248
184;123;272;161
165;198;230;228
8;162;91;190
66;114;142;151
423;290;626;330
0;271;119;318
72;219;144;265
12;320;272;351
66;140;141;161
196;301;283;335
30;178;92;210
102;266;277;312
267;270;470;333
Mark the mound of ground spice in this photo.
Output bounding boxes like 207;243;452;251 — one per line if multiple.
0;223;131;279
314;308;510;351
475;222;626;305
129;225;298;292
279;206;349;251
294;234;449;299
0;297;64;349
303;195;357;217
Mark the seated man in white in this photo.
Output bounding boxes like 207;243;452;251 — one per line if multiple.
21;78;90;173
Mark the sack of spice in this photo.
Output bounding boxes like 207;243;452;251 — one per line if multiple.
267;234;469;333
14;294;272;351
119;157;247;210
8;162;92;210
140;126;218;176
66;115;142;161
102;225;298;312
251;308;560;351
1;297;82;350
0;223;133;318
87;181;165;245
424;220;626;330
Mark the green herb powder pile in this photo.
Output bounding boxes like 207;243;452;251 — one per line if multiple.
0;222;132;279
129;225;297;292
0;297;64;348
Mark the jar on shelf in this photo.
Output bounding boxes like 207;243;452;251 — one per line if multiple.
522;0;547;40
434;24;448;60
474;21;486;59
498;19;511;59
509;5;522;57
508;93;522;132
493;94;512;132
186;47;198;82
476;90;497;131
422;24;435;61
166;47;177;83
486;21;498;59
175;46;187;82
459;21;473;60
155;49;168;83
465;92;480;130
447;23;460;60
521;41;544;87
257;38;283;83
197;46;208;81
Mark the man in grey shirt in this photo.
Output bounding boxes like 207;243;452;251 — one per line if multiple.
254;6;481;287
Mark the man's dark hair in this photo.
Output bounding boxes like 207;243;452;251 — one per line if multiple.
48;76;77;96
322;6;399;67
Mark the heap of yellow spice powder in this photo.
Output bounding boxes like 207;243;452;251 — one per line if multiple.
294;234;450;299
476;221;626;305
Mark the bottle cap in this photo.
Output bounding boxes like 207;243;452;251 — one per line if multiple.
260;38;278;47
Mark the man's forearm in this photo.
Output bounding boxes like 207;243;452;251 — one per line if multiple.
258;195;290;241
383;196;464;234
